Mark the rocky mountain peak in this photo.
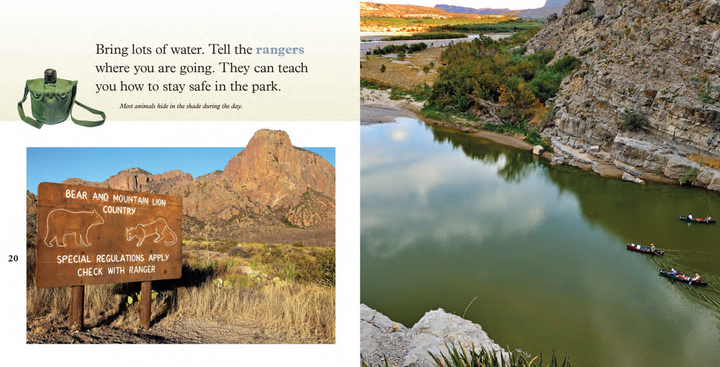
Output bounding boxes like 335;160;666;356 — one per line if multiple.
223;129;335;209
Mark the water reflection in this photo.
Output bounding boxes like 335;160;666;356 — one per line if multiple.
361;118;720;366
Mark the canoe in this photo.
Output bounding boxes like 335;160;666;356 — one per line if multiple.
626;244;664;255
679;216;716;224
659;269;708;286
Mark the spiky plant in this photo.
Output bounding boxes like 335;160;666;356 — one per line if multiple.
429;343;570;367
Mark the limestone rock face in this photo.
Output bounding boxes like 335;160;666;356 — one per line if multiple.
664;156;701;181
527;0;720;161
708;172;720;191
360;305;508;367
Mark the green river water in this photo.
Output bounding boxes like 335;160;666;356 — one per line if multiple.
361;118;720;366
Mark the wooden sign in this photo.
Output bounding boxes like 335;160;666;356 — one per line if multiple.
35;182;182;288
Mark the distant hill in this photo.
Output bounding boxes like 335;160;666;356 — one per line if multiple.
516;0;569;19
434;4;513;15
360;2;492;19
544;0;569;6
434;1;570;20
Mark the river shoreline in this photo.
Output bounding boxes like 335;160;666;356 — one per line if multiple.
360;88;713;188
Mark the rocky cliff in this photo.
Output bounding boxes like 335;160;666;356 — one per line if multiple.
526;0;720;191
361;305;508;367
34;129;335;246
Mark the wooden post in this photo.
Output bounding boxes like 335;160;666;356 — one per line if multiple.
69;285;84;331
140;281;152;329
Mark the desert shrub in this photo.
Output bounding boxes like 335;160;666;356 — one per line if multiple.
215;241;236;253
228;246;250;257
291;241;305;248
620;109;649;131
380;64;386;73
226;274;253;289
315;249;336;287
699;93;717;104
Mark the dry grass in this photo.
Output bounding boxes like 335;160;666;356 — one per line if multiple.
26;241;335;343
27;283;123;329
174;282;334;342
688;154;720;169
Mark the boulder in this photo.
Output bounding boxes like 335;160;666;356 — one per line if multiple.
622;172;645;184
593;1;608;19
360;304;409;367
615;161;643;177
360;305;508;367
405;309;508;367
564;0;591;15
533;145;545;155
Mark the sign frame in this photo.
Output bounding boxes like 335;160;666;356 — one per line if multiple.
35;182;183;288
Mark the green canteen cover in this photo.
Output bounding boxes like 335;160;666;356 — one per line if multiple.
18;75;105;129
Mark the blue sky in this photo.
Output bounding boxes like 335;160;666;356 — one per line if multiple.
370;1;546;10
26;147;335;193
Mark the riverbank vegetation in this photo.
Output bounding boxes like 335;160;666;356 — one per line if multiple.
361;345;570;367
362;17;541;34
382;32;467;41
437;18;542;33
430;344;570;367
423;30;580;148
367;42;428;56
27;239;335;342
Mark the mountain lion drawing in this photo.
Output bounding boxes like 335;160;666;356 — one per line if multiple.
44;209;105;247
126;218;178;246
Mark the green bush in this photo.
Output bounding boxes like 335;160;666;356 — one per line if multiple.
699;93;717;104
429;32;578;114
619;109;649;131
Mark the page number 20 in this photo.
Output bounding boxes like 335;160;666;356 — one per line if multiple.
8;255;18;262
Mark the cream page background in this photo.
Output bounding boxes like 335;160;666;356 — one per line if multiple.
0;0;360;365
1;0;358;121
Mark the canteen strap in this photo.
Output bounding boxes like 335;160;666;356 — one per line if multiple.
71;100;106;127
17;85;43;129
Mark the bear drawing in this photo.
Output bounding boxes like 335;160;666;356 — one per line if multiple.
44;209;105;247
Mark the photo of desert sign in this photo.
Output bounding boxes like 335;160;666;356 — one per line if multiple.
360;1;720;366
27;129;336;344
